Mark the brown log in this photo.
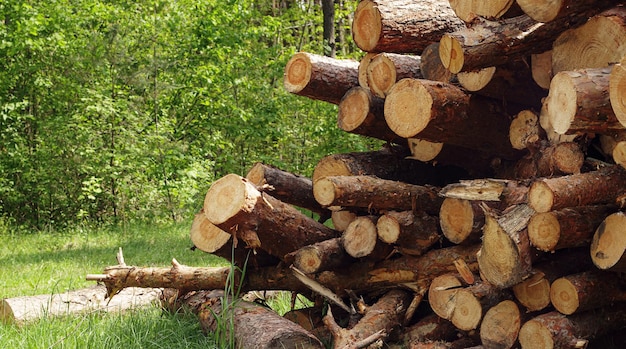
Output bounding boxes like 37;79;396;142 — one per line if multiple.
283;51;359;105
324;289;412;349
337;86;405;144
439;178;530;205
510;141;584;179
439;9;603;74
352;0;466;54
528;165;626;213
512;248;594;312
551;7;626;76
410;338;482;349
376;210;441;256
245;162;331;221
429;273;511;331
342;215;390;259
289;237;354;274
313;175;443;215
590;211;626;272
169;290;324;349
531;50;553;89
479;300;526;349
283;307;332;345
528;205;616;252
438;198;506;245
448;0;520;22
517;0;623;23
610;55;626;128
550;270;626;315
420;43;455;83
367;52;423;98
542;66;622;135
478;204;540;288
518;306;626;349
204;174;339;260
509;110;542;150
384;78;523;160
403;313;462;345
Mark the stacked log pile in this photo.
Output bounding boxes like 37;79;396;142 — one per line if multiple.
90;1;626;348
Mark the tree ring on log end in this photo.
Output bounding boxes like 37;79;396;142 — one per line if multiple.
451;290;482;331
407;138;443;162
190;213;231;253
528;212;560;252
546;72;577;135
610;61;626;128
439;35;464;74
480;300;521;349
352;0;382;52
313;177;337;207
338;87;371;132
528;181;554;213
385;78;433;138
204;174;260;225
550;278;579;315
591;212;626;271
439;198;474;244
376;214;400;244
613;141;626;168
283;52;312;93
517;0;561;22
457;66;496;92
512;273;551;311
342;217;377;258
519;319;555;349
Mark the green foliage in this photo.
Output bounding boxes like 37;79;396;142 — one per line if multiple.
0;0;376;229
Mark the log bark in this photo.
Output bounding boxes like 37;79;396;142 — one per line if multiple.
283;51;359;105
439;9;603;74
409;337;482;349
542;66;622;135
204;174;339;260
352;0;466;54
337;86;405;144
169;290;324;349
245;162;331;221
313;175;443;215
403;314;463;346
439;178;530;205
420;43;455;83
517;0;623;23
512;248;594;312
376;210;441;256
518;306;626;349
550;270;626;315
528;165;626;213
288;237;354;274
477;204;540;288
324;289;412;349
551;7;626;76
438;198;511;245
527;205;616;252
479;300;526;349
590;211;626;272
448;0;520;22
611;55;626;128
384;78;523;160
510;141;584;179
0;285;161;326
367;52;423;98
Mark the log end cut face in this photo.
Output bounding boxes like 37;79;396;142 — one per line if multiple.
376;214;400;244
312;177;337;207
512;273;551;312
342;217;377;258
516;0;562;22
352;0;382;52
528;180;554;213
610;61;626;128
550;277;580;315
480;300;521;349
338;87;371;132
407;138;443;162
284;52;312;94
385;78;433;138
204;174;259;225
545;72;577;135
439;35;464;74
591;212;626;271
367;54;396;98
528;212;560;252
518;319;555;349
457;66;496;92
477;215;520;287
439;198;475;244
190;213;231;253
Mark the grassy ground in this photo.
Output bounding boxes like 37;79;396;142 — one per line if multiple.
0;222;232;348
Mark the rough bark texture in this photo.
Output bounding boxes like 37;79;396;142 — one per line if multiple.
289;237;354;274
376;210;442;256
403;314;462;345
550;270;626;315
420;43;455;83
352;0;466;54
283;52;359;105
510;141;584;179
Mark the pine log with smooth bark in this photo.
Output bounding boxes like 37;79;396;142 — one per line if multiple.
367;52;422;98
512;248;594;312
517;0;623;23
590;211;626;272
283;52;359;105
352;0;466;54
479;300;526;349
245;162;331;221
384;78;523;160
527;205;616;252
448;0;519;22
550;270;626;315
289;237;354;274
477;204;540;288
518;307;626;349
337;86;405;144
313;175;443;215
204;174;339;259
439;10;603;74
528;165;626;213
543;67;622;135
324;289;412;349
551;7;626;76
377;210;441;256
169;290;324;349
611;55;626;128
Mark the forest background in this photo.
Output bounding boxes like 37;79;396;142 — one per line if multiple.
0;0;380;231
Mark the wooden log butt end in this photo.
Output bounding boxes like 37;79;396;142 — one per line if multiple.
338;87;373;132
204;174;259;225
283;52;312;94
591;212;626;271
352;0;382;52
528;180;554;213
528;212;560;252
313;177;336;207
385;78;432;138
439;198;475;244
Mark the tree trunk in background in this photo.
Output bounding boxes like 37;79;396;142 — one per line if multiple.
322;0;335;57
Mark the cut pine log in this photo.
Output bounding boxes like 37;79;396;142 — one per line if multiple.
550;270;626;315
313;175;443;215
542;66;622;135
367;52;423;98
510;112;542;150
510;141;584;179
419;43;455;83
204;174;339;260
590;211;626;272
376;210;441;256
528;165;626;213
245;162;331;221
331;210;358;232
337;86;405;144
283;52;359;105
516;0;623;23
527;205;616;252
439;198;486;245
352;0;466;54
518;306;626;349
342;215;391;259
479;300;526;349
384;78;522;160
439;10;601;74
551;7;626;76
447;0;520;22
611;55;626;128
439;178;530;205
168;290;324;349
403;314;462;345
288;237;354;274
358;52;378;89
